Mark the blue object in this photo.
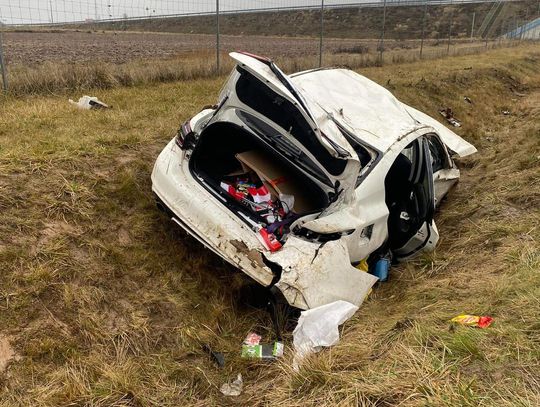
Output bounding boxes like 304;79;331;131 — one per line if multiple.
372;258;391;282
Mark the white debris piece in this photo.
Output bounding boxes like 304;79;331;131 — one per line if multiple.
293;300;359;369
69;95;110;110
220;373;243;397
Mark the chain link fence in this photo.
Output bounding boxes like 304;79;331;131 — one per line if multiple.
1;0;539;94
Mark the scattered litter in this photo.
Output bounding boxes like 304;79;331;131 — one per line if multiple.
241;342;283;359
220;373;243;396
451;314;493;328
463;96;473;104
202;344;225;368
69;95;110;110
502;110;511;115
293;300;358;369
243;332;262;346
439;108;461;127
241;330;283;360
355;258;369;272
371;257;391;282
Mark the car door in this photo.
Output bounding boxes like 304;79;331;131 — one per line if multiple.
426;133;461;207
386;136;439;260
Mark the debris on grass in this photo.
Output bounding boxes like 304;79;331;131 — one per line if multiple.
220;373;243;397
202;344;225;368
371;257;391;282
439;107;461;127
241;342;284;359
243;332;262;346
69;95;111;110
293;300;358;369
464;96;473;104
451;314;494;328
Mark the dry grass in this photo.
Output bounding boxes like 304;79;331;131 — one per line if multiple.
2;36;526;97
0;45;539;406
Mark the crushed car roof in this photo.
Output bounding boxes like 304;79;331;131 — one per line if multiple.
291;68;431;153
291;68;474;155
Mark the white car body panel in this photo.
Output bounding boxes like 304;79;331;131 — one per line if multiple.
229;52;360;200
152;139;274;286
152;54;477;310
401;104;477;157
268;236;378;310
291;68;476;157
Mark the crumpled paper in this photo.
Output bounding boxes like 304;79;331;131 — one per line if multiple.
220;373;243;396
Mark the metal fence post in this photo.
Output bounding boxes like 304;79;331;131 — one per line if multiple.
446;11;453;55
0;29;8;92
319;0;324;68
470;12;476;41
216;0;220;73
378;0;387;64
419;0;428;59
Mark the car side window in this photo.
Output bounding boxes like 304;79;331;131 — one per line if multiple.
427;134;449;173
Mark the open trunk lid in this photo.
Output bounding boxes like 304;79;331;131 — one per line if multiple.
229;52;360;203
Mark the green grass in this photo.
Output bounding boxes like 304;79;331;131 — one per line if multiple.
0;45;539;406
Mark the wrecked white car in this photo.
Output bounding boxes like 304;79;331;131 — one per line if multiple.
151;52;476;310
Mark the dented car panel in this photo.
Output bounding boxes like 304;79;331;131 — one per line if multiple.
151;52;476;311
268;236;378;310
152;138;275;286
401;103;477;157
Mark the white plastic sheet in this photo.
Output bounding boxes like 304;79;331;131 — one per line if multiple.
293;300;359;369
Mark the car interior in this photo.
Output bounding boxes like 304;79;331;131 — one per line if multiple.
384;137;435;251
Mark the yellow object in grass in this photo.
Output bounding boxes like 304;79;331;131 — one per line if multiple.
355;258;369;272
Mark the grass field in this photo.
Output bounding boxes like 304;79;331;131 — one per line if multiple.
0;45;539;406
1;28;523;97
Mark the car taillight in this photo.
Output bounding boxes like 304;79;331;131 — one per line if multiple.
175;120;193;150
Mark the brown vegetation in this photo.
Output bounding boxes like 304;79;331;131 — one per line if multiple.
0;28;526;97
0;45;539;406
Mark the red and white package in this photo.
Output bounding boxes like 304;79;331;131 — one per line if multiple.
243;332;262;346
257;227;282;252
247;185;272;204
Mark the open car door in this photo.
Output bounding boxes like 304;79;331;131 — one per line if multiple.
385;136;439;260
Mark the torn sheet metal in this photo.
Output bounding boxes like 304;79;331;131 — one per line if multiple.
268;236;378;310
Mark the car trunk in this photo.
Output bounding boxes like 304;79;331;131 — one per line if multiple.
190;122;329;243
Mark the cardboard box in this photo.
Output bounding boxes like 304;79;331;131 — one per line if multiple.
235;150;317;214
